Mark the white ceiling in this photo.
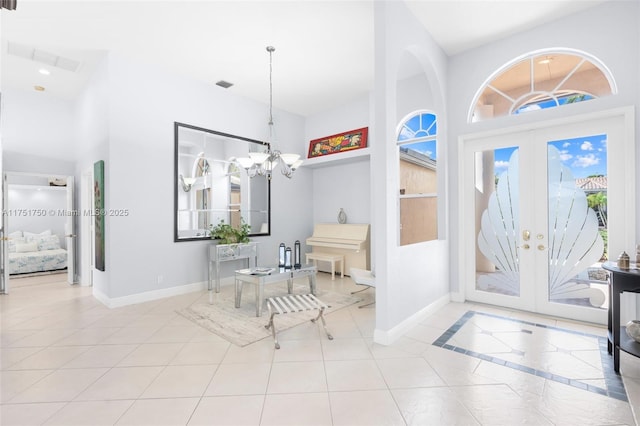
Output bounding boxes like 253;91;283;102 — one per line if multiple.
1;0;609;117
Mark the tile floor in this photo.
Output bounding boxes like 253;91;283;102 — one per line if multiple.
1;272;639;425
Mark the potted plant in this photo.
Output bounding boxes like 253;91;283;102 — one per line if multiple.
209;219;251;244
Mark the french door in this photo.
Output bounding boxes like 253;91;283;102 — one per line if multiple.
462;111;634;324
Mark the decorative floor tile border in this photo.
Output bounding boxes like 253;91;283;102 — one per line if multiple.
432;311;628;402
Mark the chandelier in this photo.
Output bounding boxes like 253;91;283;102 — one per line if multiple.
236;46;302;179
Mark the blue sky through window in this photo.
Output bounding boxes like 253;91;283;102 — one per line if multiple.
398;112;437;161
494;133;607;179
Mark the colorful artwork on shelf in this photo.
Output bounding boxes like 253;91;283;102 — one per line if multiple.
307;127;368;158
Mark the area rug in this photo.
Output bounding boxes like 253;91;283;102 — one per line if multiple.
177;282;360;347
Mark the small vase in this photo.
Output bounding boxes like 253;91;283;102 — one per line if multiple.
625;320;640;343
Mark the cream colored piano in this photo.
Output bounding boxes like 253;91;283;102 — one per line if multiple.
306;223;370;276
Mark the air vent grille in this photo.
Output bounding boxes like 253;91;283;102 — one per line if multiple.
7;41;81;72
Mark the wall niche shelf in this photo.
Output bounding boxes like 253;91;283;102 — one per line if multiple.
302;148;371;169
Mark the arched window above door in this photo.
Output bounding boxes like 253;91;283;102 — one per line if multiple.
470;49;616;123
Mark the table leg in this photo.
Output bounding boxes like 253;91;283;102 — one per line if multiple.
208;260;213;291
309;273;317;295
287;278;293;294
612;275;621;373
215;260;221;293
235;278;243;308
257;280;264;317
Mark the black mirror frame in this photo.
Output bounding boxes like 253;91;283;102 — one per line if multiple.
173;121;271;242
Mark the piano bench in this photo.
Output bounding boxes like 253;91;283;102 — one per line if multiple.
305;253;344;280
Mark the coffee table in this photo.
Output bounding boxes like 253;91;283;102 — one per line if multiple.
234;265;317;317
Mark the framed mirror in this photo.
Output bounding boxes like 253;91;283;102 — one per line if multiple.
174;122;271;242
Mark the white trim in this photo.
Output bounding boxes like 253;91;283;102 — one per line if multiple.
458;106;635;323
373;293;450;345
93;281;207;309
467;47;618;123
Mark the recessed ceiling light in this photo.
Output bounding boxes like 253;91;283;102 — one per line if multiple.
34;85;45;91
215;80;233;89
39;68;50;75
538;57;553;65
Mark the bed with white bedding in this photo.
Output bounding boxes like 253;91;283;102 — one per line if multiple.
8;230;68;275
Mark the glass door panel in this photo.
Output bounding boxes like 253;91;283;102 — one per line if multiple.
475;146;521;297
545;137;608;311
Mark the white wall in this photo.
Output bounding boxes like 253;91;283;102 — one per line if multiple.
100;53;311;300
7;185;67;248
447;0;640;295
305;95;371;232
73;55;110;297
371;1;450;343
2;88;75;161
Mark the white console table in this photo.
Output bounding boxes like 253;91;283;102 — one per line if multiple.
208;242;258;294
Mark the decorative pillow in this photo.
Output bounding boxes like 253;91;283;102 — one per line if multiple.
15;242;38;253
24;230;52;242
37;235;61;251
8;237;26;253
9;230;22;238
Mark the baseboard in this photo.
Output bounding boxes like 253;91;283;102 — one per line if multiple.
93;281;208;309
373;293;451;346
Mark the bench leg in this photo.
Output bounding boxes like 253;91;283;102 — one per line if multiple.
264;311;280;349
311;307;333;340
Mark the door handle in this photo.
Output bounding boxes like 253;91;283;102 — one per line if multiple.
522;230;530;241
65;234;77;238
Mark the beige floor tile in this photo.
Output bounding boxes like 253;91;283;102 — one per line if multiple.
170;340;230;365
75;366;163;401
61;344;138;369
261;392;332;426
9;368;107;403
53;327;121;346
0;402;66;426
267;360;327;394
369;336;429;359
141;364;218;398
116;342;185;366
329;389;405;426
272;339;323;362
1;369;54;403
188;395;264;426
321;337;372;360
205;362;271;396
8;345;93;370
43;400;134;425
101;327;163;345
376;357;446;388
325;359;387;391
0;346;43;369
9;328;79;348
392;387;480;425
114;397;199;425
145;325;202;343
221;339;275;364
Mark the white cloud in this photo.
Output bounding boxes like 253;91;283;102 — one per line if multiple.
495;160;510;169
562;142;571;148
572;153;599;168
580;141;594;151
559;150;573;162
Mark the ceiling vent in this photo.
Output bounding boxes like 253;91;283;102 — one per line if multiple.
215;80;233;89
7;41;81;72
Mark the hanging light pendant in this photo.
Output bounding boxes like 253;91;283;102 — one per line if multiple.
236;46;302;179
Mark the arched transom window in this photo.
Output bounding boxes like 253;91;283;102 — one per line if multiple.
397;111;438;246
470;49;616;122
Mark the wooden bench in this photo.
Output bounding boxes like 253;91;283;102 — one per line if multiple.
265;294;333;349
305;252;344;280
